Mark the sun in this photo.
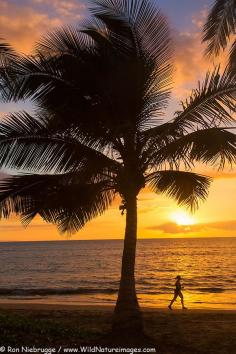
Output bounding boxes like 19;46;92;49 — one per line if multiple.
170;211;196;226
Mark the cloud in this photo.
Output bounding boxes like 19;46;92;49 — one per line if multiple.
191;8;208;29
172;31;205;97
31;0;86;19
0;224;49;231
147;220;236;234
169;7;208;100
171;7;227;102
0;0;86;53
139;206;157;214
0;1;226;79
210;172;236;179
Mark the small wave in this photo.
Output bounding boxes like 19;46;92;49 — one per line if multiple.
0;287;117;296
225;279;236;283
136;280;156;285
198;287;225;293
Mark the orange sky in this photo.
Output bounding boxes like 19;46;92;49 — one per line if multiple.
0;173;235;241
0;0;235;241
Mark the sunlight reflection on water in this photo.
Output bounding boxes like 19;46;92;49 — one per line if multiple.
0;238;235;309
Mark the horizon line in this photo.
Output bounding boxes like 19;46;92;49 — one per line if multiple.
0;236;235;243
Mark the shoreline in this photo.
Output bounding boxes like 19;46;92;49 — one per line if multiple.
0;291;235;311
0;301;236;313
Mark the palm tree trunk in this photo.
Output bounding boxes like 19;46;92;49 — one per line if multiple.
112;192;143;334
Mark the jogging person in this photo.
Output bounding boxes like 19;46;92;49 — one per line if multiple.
168;275;187;310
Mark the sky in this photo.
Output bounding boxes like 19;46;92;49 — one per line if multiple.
0;0;235;241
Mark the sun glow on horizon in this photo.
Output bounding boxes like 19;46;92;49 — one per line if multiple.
170;211;196;226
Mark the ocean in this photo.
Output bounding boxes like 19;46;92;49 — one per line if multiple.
0;237;235;309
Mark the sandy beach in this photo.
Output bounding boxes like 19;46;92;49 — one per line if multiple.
0;303;236;354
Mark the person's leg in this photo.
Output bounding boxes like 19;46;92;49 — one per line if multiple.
169;292;178;309
179;292;187;309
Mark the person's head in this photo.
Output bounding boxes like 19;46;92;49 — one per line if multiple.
175;275;181;280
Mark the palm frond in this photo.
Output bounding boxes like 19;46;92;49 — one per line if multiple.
0;111;48;137
91;0;172;62
229;39;236;74
0;112;120;173
2;1;173;137
146;170;212;211
149;127;236;170
89;0;173;128
1;35;112;141
0;40;16;67
202;0;236;56
2;53;72;103
0;173;115;234
141;67;236;164
0;40;18;101
173;66;236;130
0;41;125;141
35;26;93;58
140;122;183;153
0;110;86;143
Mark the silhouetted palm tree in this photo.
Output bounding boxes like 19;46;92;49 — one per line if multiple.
0;0;236;334
202;0;236;72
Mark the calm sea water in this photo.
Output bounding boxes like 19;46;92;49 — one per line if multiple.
0;238;235;309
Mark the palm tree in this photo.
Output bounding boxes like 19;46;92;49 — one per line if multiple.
0;0;236;334
202;0;236;72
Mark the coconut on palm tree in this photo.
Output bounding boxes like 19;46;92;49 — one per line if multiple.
0;0;236;334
